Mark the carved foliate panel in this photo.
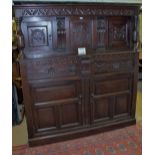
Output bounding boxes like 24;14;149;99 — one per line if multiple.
109;17;129;49
28;26;48;47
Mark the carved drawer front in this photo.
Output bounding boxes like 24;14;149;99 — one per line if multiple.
29;80;84;136
24;56;79;80
93;52;134;74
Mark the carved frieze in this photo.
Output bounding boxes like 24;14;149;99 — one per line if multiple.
21;8;135;17
93;53;134;73
25;56;79;79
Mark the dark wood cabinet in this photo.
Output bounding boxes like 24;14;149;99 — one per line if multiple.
13;2;140;146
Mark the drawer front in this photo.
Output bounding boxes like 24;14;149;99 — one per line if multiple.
93;52;135;74
23;55;79;80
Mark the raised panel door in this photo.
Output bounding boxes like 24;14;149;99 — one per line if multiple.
28;79;84;137
90;73;133;124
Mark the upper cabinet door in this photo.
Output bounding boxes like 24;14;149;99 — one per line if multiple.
70;17;93;52
108;16;132;50
21;17;52;58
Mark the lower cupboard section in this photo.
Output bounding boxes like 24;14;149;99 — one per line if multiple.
25;72;136;146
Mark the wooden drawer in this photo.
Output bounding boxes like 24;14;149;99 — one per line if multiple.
92;52;135;74
22;55;79;80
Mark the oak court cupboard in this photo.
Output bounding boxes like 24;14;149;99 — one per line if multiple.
13;1;141;146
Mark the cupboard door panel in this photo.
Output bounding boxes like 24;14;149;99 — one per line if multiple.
34;84;77;102
35;106;57;131
91;73;133;123
60;101;83;128
114;93;130;116
28;79;83;135
93;97;111;123
95;78;129;94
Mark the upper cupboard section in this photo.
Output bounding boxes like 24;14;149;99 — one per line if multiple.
21;16;133;58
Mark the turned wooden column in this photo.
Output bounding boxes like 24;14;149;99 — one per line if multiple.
15;17;25;59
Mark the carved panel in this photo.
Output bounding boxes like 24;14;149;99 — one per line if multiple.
110;25;126;41
28;26;48;47
109;17;129;49
97;17;107;48
56;17;66;49
71;18;92;50
21;8;135;17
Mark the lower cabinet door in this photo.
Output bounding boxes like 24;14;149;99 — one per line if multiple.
27;79;84;136
90;73;133;124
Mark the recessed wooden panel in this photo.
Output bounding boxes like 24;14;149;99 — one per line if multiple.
34;84;76;103
70;17;92;50
95;78;129;95
61;102;79;126
36;107;56;129
115;94;129;115
94;98;110;120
